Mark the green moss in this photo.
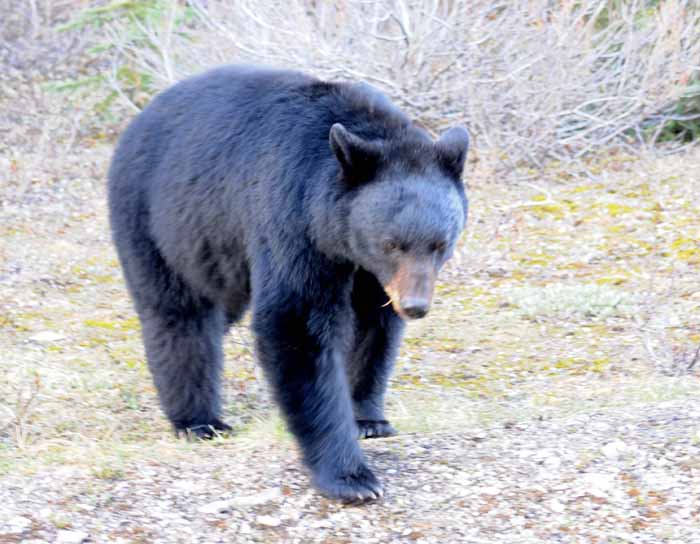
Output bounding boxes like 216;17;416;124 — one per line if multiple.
528;204;566;219
79;336;109;348
403;336;425;348
92;274;117;284
84;317;140;331
92;465;125;481
84;319;119;330
604;203;635;217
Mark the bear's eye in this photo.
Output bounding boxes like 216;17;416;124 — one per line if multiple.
383;240;400;253
430;241;447;253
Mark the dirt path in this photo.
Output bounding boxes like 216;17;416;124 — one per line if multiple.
2;400;699;543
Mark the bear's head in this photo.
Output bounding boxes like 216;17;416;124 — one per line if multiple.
330;123;469;320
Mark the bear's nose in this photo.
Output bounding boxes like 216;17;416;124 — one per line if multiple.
400;298;429;319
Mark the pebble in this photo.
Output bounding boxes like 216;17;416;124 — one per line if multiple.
256;514;282;527
5;515;31;533
55;530;89;544
549;499;566;513
478;486;501;496
198;499;233;514
231;487;282;507
29;331;64;342
544;455;562;469
601;440;627;460
198;488;282;514
580;472;616;498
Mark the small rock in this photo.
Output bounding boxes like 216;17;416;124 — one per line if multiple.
198;488;282;514
601;440;627;460
479;486;500;496
5;515;31;533
56;530;89;544
549;499;565;513
198;499;233;514
256;514;281;527
510;515;526;526
591;422;611;433
38;507;52;518
231;488;282;507
544;455;562;470
30;331;64;343
581;472;615;497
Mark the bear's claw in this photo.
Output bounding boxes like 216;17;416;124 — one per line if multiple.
175;419;233;440
356;419;397;439
313;463;384;503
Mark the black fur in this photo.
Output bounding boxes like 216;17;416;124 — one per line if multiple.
108;65;468;502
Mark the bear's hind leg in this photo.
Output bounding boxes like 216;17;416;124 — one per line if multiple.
117;231;231;439
348;269;405;439
140;302;231;439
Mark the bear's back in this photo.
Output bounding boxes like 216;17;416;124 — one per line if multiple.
110;66;418;193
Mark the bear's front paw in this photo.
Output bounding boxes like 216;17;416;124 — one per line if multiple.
313;463;384;503
356;419;397;439
175;418;233;440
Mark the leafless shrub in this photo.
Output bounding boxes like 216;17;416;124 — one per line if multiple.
96;0;700;170
0;367;42;449
639;325;700;376
635;284;700;377
0;0;92;74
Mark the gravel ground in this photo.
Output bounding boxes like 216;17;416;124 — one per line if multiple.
2;400;699;543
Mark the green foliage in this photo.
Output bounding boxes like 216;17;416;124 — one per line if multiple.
49;0;194;116
656;79;700;143
591;0;662;31
59;1;171;32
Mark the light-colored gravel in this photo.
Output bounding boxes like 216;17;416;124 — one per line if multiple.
2;400;699;543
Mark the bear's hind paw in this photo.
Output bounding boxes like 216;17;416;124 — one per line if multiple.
356;419;397;440
175;419;233;440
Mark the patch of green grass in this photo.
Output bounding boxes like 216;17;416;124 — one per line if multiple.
92;465;126;481
507;282;636;320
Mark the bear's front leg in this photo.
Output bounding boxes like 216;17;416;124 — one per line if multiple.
253;285;383;502
349;268;405;439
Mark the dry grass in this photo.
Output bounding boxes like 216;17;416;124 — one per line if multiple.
1;141;699;476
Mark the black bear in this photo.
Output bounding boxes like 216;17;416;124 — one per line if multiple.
108;65;469;502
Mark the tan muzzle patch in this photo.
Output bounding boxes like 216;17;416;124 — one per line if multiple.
383;258;436;320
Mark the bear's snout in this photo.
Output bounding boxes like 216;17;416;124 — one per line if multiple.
384;258;435;320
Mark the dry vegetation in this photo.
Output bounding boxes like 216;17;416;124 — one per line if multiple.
86;0;700;169
2;1;700;542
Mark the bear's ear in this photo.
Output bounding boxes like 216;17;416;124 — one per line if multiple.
436;126;470;180
329;123;382;183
